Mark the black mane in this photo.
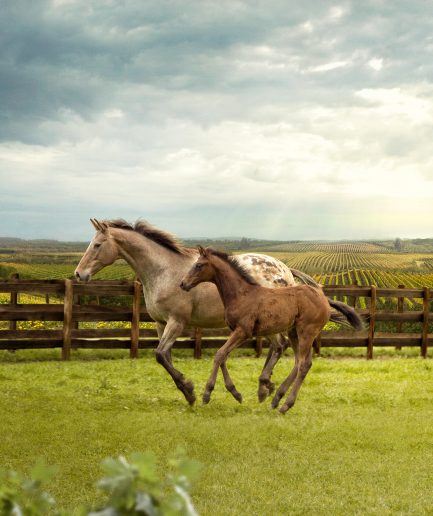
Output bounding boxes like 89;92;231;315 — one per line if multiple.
104;219;195;256
207;248;258;286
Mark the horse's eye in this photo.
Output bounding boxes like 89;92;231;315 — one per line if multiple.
195;263;203;270
94;243;101;249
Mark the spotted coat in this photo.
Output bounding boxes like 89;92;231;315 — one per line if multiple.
234;253;294;288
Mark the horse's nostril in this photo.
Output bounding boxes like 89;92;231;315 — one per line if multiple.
75;271;80;279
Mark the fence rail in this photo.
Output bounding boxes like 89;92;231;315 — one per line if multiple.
0;279;432;359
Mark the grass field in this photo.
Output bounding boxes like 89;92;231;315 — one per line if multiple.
0;349;432;515
1;242;433;513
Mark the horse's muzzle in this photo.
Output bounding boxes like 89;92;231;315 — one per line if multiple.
180;281;190;291
75;270;90;282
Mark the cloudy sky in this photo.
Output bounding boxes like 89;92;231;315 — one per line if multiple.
1;0;433;241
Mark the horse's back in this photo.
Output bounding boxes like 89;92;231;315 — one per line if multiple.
235;253;295;287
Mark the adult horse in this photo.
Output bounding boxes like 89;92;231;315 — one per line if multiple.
74;219;319;404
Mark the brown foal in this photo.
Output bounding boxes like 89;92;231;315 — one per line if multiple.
180;246;363;414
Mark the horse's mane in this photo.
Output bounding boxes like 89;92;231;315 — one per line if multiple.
206;248;258;286
103;219;195;256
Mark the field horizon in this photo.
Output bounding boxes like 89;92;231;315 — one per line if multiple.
2;235;433;253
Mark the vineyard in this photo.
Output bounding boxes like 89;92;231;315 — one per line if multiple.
0;260;134;280
260;247;433;311
2;243;433;290
258;242;392;253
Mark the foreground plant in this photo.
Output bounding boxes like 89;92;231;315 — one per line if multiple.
0;453;200;515
0;461;57;515
90;452;200;516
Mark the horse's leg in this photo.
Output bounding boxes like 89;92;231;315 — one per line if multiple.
220;362;243;403
257;331;293;402
257;334;283;401
203;327;247;404
271;329;299;409
156;322;165;340
155;318;196;405
156;322;173;364
279;326;317;414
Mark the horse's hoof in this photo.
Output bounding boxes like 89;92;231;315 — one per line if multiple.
258;381;276;402
271;395;282;409
268;382;275;395
257;386;268;403
183;381;196;405
279;401;294;414
186;392;196;406
202;393;211;405
233;391;243;403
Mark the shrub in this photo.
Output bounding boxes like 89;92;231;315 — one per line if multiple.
0;453;200;516
0;461;57;515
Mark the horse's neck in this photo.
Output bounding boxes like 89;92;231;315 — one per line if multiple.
111;229;193;290
212;258;255;308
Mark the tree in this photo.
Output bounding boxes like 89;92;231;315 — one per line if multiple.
394;238;402;252
239;237;251;249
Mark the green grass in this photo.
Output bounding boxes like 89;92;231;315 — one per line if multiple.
0;350;432;515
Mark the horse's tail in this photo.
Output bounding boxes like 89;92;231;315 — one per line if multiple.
328;299;365;331
291;269;320;287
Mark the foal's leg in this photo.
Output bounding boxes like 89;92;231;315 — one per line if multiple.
279;327;318;414
155;318;196;405
220;362;243;403
203;327;247;404
258;334;286;402
271;329;299;409
259;327;298;408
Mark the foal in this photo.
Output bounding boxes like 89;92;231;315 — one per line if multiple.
180;246;363;413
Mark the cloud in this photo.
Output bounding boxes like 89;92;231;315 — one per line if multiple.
1;0;433;239
307;61;351;73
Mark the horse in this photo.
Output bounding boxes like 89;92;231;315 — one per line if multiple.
74;218;319;405
180;246;364;413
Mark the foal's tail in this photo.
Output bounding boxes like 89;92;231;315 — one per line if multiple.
328;299;365;331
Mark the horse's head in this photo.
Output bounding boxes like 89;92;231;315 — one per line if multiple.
180;246;215;291
74;219;119;282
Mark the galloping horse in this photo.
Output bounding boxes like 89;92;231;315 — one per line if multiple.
180;246;364;413
74;219;320;404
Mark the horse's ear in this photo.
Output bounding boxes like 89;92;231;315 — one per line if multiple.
93;219;108;233
198;245;206;256
90;219;99;231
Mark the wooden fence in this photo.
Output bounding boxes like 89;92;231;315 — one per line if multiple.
0;279;432;359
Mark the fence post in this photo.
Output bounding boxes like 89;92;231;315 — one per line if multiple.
9;273;19;331
421;287;430;358
194;328;202;359
62;279;73;360
73;294;80;330
395;284;405;350
314;333;321;356
367;285;377;359
255;336;263;358
348;279;358;308
130;280;141;358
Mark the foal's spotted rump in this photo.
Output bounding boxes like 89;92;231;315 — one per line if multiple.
237;253;292;287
